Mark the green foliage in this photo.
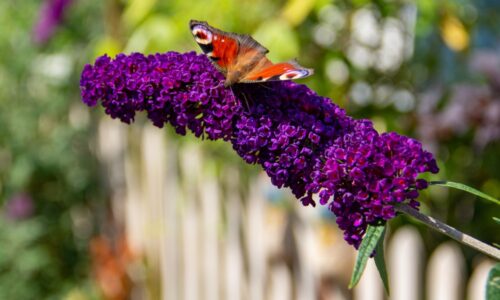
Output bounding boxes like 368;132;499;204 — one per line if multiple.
349;225;386;289
430;181;500;206
0;217;49;299
374;228;390;295
0;0;104;298
487;264;500;300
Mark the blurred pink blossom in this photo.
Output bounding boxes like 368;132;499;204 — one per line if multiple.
416;49;500;150
32;0;73;44
4;193;34;220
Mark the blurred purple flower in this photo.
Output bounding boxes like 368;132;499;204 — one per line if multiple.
4;193;34;220
80;52;438;248
470;49;500;89
32;0;72;44
416;48;500;151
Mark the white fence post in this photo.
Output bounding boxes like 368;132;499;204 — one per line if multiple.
180;145;203;300
388;226;424;300
353;259;384;300
141;126;168;299
467;259;496;300
245;176;267;300
160;135;179;300
224;167;244;300
267;263;293;300
199;164;220;300
426;242;465;300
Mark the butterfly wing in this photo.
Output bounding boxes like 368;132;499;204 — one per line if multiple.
190;20;267;73
190;20;313;86
241;59;313;83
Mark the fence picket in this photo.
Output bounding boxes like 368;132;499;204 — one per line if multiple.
427;242;466;300
388;226;424;300
224;168;244;300
353;260;383;300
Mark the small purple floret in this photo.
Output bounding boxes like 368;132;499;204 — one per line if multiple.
80;52;439;248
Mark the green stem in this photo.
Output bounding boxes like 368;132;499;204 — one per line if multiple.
395;203;500;261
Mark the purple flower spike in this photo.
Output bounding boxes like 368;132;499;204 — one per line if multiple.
80;52;439;248
80;52;240;141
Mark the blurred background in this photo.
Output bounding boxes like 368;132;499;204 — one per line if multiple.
0;0;499;299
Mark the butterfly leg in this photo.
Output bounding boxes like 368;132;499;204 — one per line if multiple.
230;85;251;112
241;92;251;112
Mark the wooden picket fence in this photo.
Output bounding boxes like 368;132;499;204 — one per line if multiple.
95;120;495;300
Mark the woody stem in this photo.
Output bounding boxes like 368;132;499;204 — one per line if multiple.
394;203;500;260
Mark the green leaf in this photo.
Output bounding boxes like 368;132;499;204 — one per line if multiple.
374;229;390;295
349;225;386;289
487;263;500;300
430;181;500;206
493;217;500;225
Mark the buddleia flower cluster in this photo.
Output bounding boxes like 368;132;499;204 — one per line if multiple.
80;51;438;248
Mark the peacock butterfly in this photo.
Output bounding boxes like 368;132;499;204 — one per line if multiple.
190;20;313;87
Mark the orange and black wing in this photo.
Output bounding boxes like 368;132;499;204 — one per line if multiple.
190;20;268;73
241;59;313;83
190;20;313;84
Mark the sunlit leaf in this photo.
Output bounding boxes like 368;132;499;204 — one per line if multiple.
94;36;122;58
281;0;316;26
123;0;157;27
430;181;500;206
125;16;180;53
349;225;386;289
374;228;390;295
252;19;299;62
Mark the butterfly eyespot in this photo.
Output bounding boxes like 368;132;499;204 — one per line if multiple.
278;70;310;80
192;25;213;45
279;72;299;80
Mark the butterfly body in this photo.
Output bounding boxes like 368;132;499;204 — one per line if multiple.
190;20;313;87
